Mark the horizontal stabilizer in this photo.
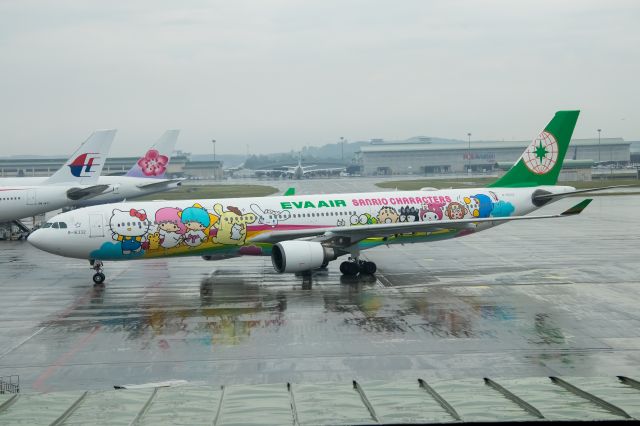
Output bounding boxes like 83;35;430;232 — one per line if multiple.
66;184;110;201
533;185;636;202
135;179;182;190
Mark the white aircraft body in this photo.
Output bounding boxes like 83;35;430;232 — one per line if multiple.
29;111;604;284
0;130;116;222
0;130;182;208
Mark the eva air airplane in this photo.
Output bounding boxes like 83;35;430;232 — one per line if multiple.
29;111;605;284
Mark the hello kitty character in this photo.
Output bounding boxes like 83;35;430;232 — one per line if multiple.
110;208;150;255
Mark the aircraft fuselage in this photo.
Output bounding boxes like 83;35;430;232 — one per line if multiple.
28;186;575;261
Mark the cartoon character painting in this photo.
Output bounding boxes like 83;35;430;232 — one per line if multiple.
180;204;210;248
212;204;257;245
399;206;419;222
377;206;399;223
419;202;445;221
445;202;467;220
250;204;291;227
109;208;150;255
155;207;186;249
350;213;377;226
146;232;161;250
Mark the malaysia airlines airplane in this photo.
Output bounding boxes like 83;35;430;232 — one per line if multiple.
30;111;603;285
0;130;116;222
0;130;182;208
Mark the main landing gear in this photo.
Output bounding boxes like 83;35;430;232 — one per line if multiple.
339;258;377;276
90;259;105;285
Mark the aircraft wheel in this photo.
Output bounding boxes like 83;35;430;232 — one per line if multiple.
93;272;106;285
359;261;377;275
340;261;359;276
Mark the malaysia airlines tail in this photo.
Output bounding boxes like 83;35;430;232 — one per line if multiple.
44;129;117;186
125;130;180;179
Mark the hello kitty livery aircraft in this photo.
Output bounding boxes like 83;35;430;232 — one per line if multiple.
29;111;610;284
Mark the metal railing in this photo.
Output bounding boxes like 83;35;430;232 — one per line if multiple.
0;375;19;394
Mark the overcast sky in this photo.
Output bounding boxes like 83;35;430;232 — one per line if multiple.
1;0;638;156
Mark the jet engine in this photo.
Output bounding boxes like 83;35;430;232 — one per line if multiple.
271;241;338;273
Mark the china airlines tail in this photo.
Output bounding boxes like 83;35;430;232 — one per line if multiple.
44;129;117;185
125;130;179;179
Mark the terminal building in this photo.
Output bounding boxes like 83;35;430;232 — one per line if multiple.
357;137;632;176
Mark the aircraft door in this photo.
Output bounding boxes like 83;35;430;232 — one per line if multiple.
89;213;105;237
26;189;36;205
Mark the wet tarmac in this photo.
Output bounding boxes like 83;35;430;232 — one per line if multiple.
1;184;639;394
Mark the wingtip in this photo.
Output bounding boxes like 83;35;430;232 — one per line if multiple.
561;198;593;216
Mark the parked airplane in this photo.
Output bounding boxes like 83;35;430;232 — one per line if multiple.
255;153;345;179
0;129;116;222
31;111;604;285
0;130;182;207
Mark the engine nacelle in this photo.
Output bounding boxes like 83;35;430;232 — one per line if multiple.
271;241;338;273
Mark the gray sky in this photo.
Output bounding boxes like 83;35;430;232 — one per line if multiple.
1;0;638;156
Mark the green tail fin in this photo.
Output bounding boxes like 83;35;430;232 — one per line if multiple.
489;110;580;188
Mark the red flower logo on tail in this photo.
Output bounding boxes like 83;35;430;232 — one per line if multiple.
137;149;169;176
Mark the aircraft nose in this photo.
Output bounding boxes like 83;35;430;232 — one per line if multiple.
27;229;54;253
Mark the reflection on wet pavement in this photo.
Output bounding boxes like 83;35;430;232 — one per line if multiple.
1;196;639;392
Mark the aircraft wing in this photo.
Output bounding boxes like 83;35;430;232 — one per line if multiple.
66;184;111;201
136;179;183;189
250;199;592;246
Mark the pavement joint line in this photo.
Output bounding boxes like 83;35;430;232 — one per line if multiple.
0;326;46;360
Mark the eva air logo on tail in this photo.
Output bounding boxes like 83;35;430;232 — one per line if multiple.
522;131;559;175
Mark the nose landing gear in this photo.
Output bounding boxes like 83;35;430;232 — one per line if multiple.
90;260;105;285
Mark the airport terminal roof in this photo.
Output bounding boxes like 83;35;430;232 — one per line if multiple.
358;138;628;153
1;377;639;424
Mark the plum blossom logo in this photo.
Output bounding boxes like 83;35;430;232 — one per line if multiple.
137;149;169;176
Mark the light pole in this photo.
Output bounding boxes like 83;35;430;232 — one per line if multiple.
340;136;344;162
597;129;601;163
467;132;471;173
211;139;216;179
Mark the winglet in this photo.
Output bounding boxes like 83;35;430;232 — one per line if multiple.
284;187;295;196
561;199;593;216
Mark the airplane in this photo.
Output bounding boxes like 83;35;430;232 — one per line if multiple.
0;129;116;223
255;153;345;179
30;111;610;285
0;130;182;208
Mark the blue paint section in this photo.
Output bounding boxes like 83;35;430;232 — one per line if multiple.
491;201;515;217
91;242;146;260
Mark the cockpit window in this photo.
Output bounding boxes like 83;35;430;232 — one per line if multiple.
52;222;59;229
58;222;67;229
42;222;52;228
